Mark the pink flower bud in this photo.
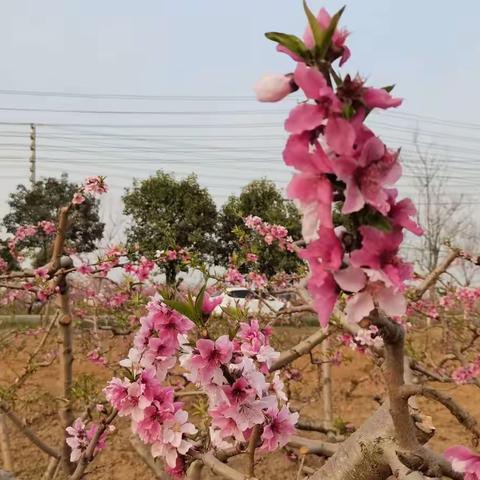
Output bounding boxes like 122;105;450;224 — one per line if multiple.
254;74;293;102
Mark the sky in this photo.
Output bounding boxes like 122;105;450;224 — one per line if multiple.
0;0;479;242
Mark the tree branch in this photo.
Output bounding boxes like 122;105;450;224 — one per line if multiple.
270;328;329;371
287;435;337;456
0;402;60;459
412;248;460;300
194;451;248;480
401;384;480;439
247;424;261;478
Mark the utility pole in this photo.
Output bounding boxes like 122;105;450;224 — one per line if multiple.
29;123;36;185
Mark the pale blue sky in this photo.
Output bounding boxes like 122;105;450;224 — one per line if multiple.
0;0;479;234
0;1;478;117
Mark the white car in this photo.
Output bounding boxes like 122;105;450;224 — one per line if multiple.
213;287;285;316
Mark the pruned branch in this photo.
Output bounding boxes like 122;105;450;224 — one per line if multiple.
412;248;461;300
287;435;337;456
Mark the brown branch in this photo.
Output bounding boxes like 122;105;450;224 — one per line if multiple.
412;248;460;300
295;419;334;435
41;458;61;480
270;328;329;371
194;451;248;480
287;435;337;456
246;424;261;478
401;384;480;439
370;311;419;451
46;206;76;474
0;402;60;459
409;359;451;383
187;460;204;480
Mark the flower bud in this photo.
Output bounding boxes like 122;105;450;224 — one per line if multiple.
254;74;295;102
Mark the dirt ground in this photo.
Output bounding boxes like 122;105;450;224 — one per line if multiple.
0;326;478;480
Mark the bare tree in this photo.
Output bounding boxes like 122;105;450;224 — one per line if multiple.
409;134;475;280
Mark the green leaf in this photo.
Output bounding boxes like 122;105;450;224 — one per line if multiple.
303;0;324;53
264;32;309;60
162;297;197;323
364;212;393;232
330;67;343;87
342;103;355;120
317;6;346;60
194;282;208;319
382;84;395;93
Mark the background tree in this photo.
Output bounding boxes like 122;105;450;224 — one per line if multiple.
122;171;218;283
410;136;479;284
3;174;104;267
217;178;303;277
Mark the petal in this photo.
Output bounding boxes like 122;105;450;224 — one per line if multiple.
345;291;374;323
334;266;367;293
294;63;328;99
308;271;338;328
326;116;355;155
276;44;304;62
298;201;319;243
363;87;402;110
375;286;407;317
342;181;365;214
285;104;325;134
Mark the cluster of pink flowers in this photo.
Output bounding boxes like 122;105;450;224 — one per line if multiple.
13;225;37;241
409;286;480;322
407;298;439;320
87;348;108;366
83;176;109;195
104;297;197;473
0;258;7;273
72;176;109;204
180;319;297;453
244;215;295;252
8;221;58;261
248;271;268;289
124;256;156;281
155;248;190;264
37;220;56;236
104;293;297;474
72;192;86;205
338;324;383;353
225;267;246;286
255;7;423;327
66;417;113;462
451;355;480;385
224;267;268;291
